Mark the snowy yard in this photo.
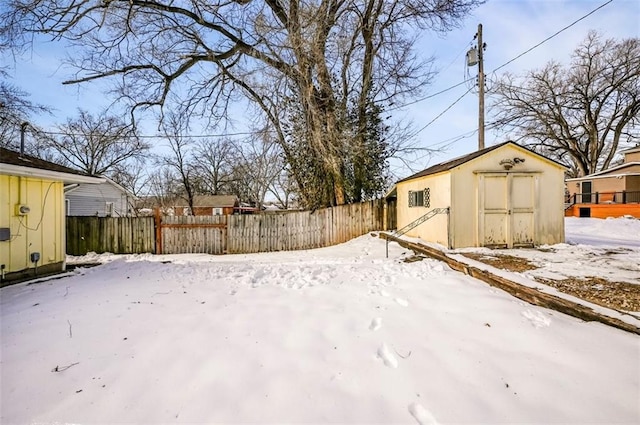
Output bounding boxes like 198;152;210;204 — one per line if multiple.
1;218;639;424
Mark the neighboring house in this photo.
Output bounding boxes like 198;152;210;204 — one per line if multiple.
390;141;566;249
565;146;640;218
65;177;137;217
173;195;239;216
0;147;102;283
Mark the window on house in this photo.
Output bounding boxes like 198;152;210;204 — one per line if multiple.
213;208;223;216
105;202;114;217
409;188;431;208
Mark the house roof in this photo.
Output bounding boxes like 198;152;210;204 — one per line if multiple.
397;141;564;183
565;162;640;181
175;195;239;208
0;147;103;184
621;146;640;155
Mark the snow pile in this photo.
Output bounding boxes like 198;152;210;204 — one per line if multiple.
2;225;639;424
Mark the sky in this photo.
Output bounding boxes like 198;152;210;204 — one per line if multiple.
2;0;639;179
2;217;639;423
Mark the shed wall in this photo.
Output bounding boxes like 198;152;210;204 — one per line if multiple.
396;172;451;247
0;175;65;275
450;144;564;248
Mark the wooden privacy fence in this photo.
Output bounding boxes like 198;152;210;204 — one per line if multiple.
66;199;384;255
66;216;155;255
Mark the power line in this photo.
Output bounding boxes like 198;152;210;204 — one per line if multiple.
38;130;261;139
493;0;614;73
411;86;474;137
392;0;614;110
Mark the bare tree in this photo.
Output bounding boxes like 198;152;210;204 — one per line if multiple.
48;109;149;176
158;115;199;215
192;138;236;195
229;133;284;210
2;0;481;206
109;159;151;198
268;167;297;210
147;166;182;214
492;31;640;177
0;70;50;151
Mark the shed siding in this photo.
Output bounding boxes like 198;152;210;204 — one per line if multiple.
0;175;65;274
66;182;131;217
396;143;565;249
451;144;564;248
396;171;451;247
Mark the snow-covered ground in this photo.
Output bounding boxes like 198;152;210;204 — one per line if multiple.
1;218;639;424
453;217;640;286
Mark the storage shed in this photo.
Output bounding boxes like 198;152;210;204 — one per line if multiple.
394;141;566;249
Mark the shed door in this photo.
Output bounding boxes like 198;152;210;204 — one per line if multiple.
480;175;509;247
511;175;535;247
479;174;536;248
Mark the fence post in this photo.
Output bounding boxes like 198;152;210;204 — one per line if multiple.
622;191;627;204
595;192;599;204
154;208;163;254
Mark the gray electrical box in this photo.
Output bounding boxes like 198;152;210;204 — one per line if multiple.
0;228;9;241
30;252;40;263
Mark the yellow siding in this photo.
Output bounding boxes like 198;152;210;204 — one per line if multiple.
396;172;451;247
0;175;65;274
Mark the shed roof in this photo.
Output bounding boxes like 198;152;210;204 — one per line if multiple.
398;141;565;183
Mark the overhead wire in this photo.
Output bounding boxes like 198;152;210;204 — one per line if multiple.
30;1;614;143
391;0;615;111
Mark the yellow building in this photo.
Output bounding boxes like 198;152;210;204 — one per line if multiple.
391;141;566;249
0;147;102;283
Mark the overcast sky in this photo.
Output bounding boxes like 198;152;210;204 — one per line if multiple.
3;0;639;178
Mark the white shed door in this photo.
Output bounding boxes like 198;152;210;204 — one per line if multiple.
479;174;536;248
511;175;535;246
481;175;509;247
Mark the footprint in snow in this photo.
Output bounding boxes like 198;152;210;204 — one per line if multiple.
521;310;551;328
408;402;438;425
395;298;409;307
369;317;382;331
380;290;390;297
377;343;398;368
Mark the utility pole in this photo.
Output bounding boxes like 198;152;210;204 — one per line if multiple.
477;23;485;151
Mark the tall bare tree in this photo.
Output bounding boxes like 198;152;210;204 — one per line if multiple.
0;70;50;151
2;0;481;206
192;138;236;195
492;31;640;177
49;109;149;176
229;133;284;210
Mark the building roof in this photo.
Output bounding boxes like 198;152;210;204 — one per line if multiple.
565;162;640;181
397;141;564;183
175;195;239;208
1;147;87;175
621;146;640;155
0;147;103;184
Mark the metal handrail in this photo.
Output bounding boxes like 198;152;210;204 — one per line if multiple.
385;207;449;257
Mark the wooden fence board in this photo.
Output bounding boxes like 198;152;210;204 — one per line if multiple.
67;200;384;256
66;216;155;255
